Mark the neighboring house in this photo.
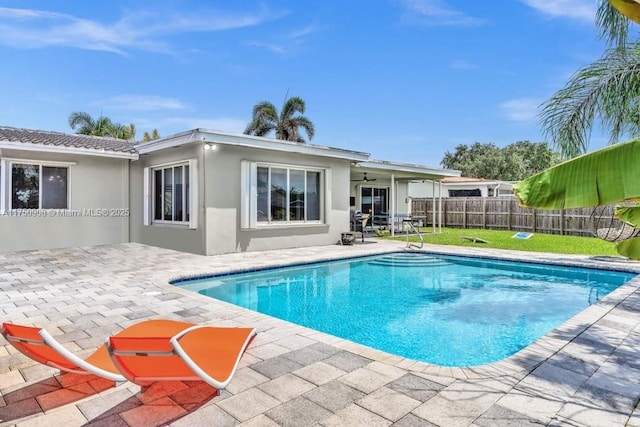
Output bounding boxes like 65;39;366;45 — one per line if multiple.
409;177;515;199
0;126;460;254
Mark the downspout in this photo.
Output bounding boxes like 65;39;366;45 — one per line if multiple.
494;183;501;197
432;180;436;234
438;180;443;234
390;173;395;237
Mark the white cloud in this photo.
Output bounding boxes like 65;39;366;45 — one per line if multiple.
449;59;476;70
248;22;320;55
161;117;247;133
289;24;319;39
500;98;541;122
0;6;286;55
247;41;287;55
519;0;595;21
100;95;187;111
399;0;485;26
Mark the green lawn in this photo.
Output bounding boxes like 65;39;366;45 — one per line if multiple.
388;227;619;256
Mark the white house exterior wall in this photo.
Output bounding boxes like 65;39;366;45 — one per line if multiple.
203;144;351;255
0;149;129;253
129;144;205;255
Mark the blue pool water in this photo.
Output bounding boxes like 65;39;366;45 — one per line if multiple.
173;252;636;367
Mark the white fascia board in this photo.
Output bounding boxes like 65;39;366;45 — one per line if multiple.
0;141;138;160
136;129;370;162
359;160;461;178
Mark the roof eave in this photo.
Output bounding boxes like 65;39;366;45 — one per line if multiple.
357;160;461;178
136;129;370;162
0;140;138;160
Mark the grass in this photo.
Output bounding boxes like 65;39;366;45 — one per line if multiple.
387;227;619;256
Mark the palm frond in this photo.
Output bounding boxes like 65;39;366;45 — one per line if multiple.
280;97;305;121
540;42;640;159
68;111;95;133
295;116;315;141
597;0;630;47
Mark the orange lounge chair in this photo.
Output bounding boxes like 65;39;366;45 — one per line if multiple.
1;319;195;384
106;325;257;389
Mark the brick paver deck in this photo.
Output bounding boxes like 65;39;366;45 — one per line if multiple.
1;241;640;426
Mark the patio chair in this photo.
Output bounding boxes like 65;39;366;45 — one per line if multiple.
106;325;257;389
1;319;195;384
350;211;370;242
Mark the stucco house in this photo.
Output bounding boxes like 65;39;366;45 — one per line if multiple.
0;126;460;254
408;177;514;199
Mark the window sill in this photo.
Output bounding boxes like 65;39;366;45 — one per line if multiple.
242;223;328;231
150;222;194;229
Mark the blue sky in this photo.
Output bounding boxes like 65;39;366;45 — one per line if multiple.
0;0;616;166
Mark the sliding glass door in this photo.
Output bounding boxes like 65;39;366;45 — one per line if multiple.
360;187;388;217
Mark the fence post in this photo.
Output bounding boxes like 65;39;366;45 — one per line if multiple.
463;198;467;229
532;209;537;232
508;199;512;230
483;198;487;229
443;199;447;227
560;209;565;235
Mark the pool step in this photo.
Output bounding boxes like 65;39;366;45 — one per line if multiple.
369;255;451;268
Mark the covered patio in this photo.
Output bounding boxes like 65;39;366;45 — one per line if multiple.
349;160;460;237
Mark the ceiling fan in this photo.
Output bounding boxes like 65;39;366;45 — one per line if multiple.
351;172;377;182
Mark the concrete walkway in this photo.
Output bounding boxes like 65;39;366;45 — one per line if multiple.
1;241;640;426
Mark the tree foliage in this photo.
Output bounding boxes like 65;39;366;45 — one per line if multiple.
244;96;315;143
68;111;135;140
441;141;559;181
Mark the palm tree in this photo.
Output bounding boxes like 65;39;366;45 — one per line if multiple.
68;112;135;140
244;96;315;143
539;0;640;159
142;129;161;142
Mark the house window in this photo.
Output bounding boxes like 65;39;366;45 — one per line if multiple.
242;161;324;228
256;166;322;224
11;163;68;209
152;163;190;223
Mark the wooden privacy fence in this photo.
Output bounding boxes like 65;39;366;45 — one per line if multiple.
411;197;615;237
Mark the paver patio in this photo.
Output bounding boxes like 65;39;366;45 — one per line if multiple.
1;241;640;426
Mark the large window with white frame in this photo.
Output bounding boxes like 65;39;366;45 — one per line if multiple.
144;159;197;229
152;163;190;223
4;161;70;210
243;163;324;227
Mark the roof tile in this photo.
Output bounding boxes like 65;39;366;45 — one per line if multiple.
0;126;137;154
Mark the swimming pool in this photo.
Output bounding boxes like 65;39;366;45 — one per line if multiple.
173;252;636;367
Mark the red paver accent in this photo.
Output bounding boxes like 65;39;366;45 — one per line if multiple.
55;372;98;388
119;396;187;427
83;413;129;427
88;377;115;393
135;381;189;405
36;381;95;411
3;377;60;404
0;397;42;422
170;382;218;410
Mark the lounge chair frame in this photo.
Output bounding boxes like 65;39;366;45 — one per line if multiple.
1;324;126;383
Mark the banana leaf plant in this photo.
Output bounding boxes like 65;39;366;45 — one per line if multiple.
608;0;640;24
513;137;640;259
